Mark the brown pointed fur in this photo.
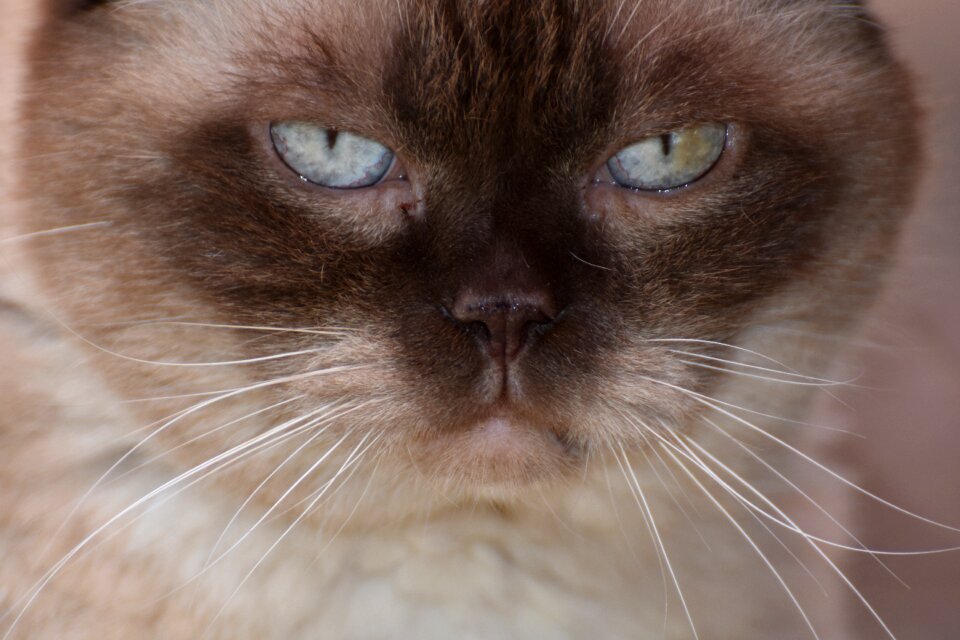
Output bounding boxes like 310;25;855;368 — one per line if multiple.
1;1;919;638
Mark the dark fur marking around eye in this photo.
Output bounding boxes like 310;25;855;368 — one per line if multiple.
127;1;844;400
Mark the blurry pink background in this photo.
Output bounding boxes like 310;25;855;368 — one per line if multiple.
838;1;960;637
1;1;958;637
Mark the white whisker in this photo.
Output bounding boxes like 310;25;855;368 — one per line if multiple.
643;375;960;534
674;353;860;388
51;366;364;548
658;428;826;593
201;431;383;637
114;320;355;337
101;348;327;368
287;430;383;523
650;337;859;405
107;396;304;484
688;420;960;558
4;397;368;639
115;364;374;405
310;452;385;563
651;432;821;640
608;444;671;635
615;443;699;640
623;414;712;551
601;462;662;568
668;431;898;639
40;379;310;564
0;221;113;246
700;417;910;585
645;337;814;372
199;401;379;576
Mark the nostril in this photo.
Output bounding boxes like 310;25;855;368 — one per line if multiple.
448;291;558;363
465;319;492;343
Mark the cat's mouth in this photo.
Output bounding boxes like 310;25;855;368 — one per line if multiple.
415;410;582;487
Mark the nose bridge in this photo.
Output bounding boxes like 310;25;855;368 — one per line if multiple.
454;174;581;307
470;237;547;296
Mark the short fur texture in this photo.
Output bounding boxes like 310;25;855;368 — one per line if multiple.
1;1;919;638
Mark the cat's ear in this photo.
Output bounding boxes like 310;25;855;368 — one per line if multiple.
831;0;882;21
829;0;891;46
43;0;113;18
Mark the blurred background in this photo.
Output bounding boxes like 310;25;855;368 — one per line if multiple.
1;1;958;637
834;1;960;637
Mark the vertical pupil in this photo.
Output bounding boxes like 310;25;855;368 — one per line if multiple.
326;129;339;149
659;134;673;156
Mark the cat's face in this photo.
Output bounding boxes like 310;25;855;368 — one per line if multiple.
18;0;917;498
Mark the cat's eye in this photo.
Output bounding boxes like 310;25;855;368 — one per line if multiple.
606;123;727;192
270;122;395;189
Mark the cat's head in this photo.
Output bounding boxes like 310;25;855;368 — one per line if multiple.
15;0;918;501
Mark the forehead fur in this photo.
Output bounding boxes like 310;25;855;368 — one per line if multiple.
43;0;884;120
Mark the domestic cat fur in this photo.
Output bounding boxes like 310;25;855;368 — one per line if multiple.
0;0;919;638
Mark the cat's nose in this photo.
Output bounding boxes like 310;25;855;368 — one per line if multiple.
451;290;558;364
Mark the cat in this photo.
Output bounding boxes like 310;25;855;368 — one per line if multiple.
0;0;927;638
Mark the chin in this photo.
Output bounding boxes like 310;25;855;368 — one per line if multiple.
414;414;584;490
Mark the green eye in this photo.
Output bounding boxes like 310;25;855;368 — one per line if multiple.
607;123;727;191
270;122;394;189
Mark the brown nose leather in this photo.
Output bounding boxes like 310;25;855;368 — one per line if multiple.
451;290;557;363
